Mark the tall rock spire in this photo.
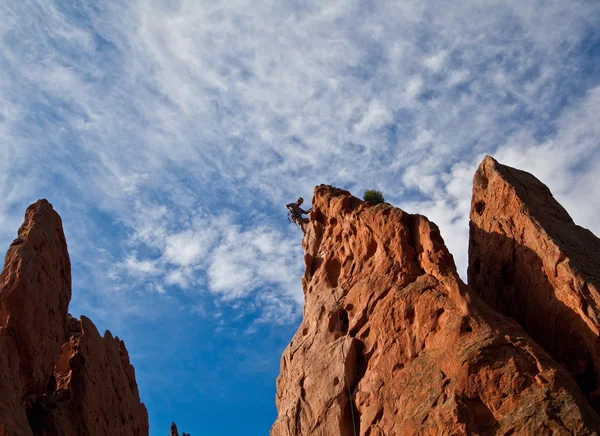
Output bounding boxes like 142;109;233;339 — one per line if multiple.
469;156;600;411
0;200;71;401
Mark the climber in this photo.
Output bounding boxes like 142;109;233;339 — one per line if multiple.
286;197;311;234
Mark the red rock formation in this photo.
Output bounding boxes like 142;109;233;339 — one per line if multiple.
32;316;149;435
170;422;190;436
0;330;30;435
0;200;71;402
272;185;600;435
469;156;600;411
0;200;148;435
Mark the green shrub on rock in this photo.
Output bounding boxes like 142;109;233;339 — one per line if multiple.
363;189;385;204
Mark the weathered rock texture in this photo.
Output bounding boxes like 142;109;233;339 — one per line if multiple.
272;185;600;435
0;200;149;435
469;156;600;412
0;200;71;405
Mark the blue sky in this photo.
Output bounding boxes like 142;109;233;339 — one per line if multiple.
1;0;600;434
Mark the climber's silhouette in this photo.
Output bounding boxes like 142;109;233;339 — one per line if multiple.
286;197;311;234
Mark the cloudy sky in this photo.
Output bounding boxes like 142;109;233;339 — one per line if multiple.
1;0;600;434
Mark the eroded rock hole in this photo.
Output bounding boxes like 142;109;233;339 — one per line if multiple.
474;201;485;215
460;318;473;333
342;196;357;212
405;307;415;324
329;308;349;335
393;363;405;372
325;258;342;288
313;210;326;224
310;256;323;277
462;396;499;435
300;377;306;401
365;238;378;259
475;171;489;190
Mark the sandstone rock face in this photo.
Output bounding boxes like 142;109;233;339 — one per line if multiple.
32;316;149;436
272;185;600;435
0;200;71;402
469;156;600;412
0;330;30;436
0;200;148;435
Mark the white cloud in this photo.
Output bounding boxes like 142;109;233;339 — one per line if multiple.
402;165;438;195
354;100;392;134
106;203;304;320
165;269;191;289
404;85;600;279
423;50;448;72
124;253;158;275
163;228;216;267
447;70;470;87
207;225;303;303
495;85;600;233
404;76;424;102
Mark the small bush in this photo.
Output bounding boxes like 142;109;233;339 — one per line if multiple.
363;189;385;204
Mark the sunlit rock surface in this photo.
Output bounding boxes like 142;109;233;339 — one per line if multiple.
272;184;600;435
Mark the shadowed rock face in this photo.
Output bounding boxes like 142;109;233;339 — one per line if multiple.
272;185;600;435
0;200;71;404
31;316;149;436
0;200;148;436
469;156;600;412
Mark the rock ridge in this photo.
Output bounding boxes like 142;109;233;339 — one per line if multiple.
272;183;600;435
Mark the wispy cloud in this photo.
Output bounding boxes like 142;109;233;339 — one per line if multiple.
3;1;600;434
1;0;599;322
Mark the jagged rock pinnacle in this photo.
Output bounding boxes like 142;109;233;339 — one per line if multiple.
469;156;600;412
0;200;149;435
272;182;600;434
